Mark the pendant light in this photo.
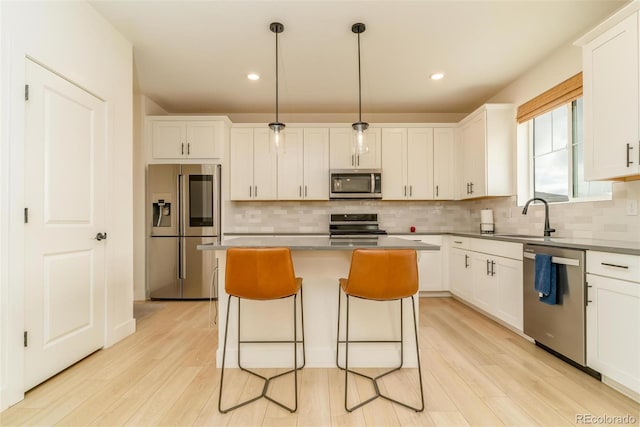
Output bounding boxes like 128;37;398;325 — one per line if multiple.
268;22;285;151
351;22;369;155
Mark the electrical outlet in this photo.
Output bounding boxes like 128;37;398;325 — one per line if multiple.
626;199;638;216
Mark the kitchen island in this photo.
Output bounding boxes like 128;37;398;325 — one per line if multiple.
198;236;438;368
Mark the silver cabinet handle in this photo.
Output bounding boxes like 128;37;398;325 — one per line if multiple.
249;186;252;197
436;185;439;197
351;154;355;166
304;185;308;197
254;185;258;197
466;182;470;194
404;185;407;196
94;232;107;241
627;143;634;167
601;262;629;269
409;185;413;197
491;260;496;276
299;185;302;197
187;143;190;156
181;143;184;155
464;254;469;268
357;155;360;167
454;240;463;244
486;259;491;275
469;182;474;194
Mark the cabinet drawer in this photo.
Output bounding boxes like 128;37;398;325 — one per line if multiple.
449;236;470;249
469;238;523;261
587;251;640;282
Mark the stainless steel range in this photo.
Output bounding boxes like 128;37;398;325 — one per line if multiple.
329;213;387;238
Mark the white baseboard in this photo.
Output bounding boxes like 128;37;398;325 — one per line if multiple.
602;375;640;403
106;318;136;348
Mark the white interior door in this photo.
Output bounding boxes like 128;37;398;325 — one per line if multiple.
24;59;106;390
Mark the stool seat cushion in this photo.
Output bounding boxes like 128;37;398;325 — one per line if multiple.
340;249;418;300
226;247;301;300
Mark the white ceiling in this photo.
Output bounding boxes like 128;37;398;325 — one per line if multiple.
90;0;626;115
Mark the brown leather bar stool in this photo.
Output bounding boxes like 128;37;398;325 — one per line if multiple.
336;248;424;412
218;247;305;413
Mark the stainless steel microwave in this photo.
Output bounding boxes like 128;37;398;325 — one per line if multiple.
330;169;382;199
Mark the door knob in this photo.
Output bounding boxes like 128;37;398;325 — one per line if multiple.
95;232;107;241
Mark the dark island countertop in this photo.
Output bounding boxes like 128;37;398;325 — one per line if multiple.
197;235;440;251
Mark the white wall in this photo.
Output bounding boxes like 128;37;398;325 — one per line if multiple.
0;1;133;410
133;95;167;301
487;42;583;106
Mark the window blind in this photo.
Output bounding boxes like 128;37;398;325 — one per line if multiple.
516;72;582;123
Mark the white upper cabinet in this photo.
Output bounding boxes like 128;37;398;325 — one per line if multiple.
433;127;456;200
277;128;304;200
277;128;329;200
302;128;330;200
578;9;640;180
329;127;381;169
381;128;433;200
457;104;516;200
230;128;277;201
147;116;227;162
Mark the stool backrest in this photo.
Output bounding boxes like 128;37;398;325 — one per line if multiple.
225;247;298;300
344;249;418;300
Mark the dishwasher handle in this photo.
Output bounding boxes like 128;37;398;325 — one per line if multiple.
523;252;580;267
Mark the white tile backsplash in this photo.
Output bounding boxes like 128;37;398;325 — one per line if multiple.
224;181;640;242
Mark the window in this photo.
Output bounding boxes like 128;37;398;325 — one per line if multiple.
529;99;611;202
517;73;611;204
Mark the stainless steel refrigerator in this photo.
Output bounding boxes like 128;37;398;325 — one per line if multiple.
147;164;220;300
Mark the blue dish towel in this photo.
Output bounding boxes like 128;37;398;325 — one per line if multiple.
534;254;557;305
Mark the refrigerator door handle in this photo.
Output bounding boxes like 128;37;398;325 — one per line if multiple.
180;237;187;281
179;173;186;236
177;237;183;280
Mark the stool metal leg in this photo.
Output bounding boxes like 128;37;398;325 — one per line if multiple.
219;290;305;414
338;291;425;412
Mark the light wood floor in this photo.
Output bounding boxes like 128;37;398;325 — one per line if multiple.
2;298;638;426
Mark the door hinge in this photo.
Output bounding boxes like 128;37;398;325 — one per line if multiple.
24;207;29;224
25;84;29;101
24;331;28;347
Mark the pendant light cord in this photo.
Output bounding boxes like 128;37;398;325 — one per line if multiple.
275;29;279;123
357;31;362;123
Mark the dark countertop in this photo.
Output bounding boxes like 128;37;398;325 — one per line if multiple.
222;231;640;255
198;236;440;251
449;232;640;256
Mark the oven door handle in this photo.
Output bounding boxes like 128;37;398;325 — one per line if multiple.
524;252;580;266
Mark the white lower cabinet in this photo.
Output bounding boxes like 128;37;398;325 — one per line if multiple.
493;256;523;330
586;251;640;397
449;236;523;330
398;235;444;292
450;247;473;301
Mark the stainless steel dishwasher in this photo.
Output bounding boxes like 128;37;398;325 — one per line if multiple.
523;244;598;377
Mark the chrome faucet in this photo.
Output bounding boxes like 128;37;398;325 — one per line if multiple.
522;198;556;237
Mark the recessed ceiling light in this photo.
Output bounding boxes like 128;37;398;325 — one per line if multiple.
247;73;260;81
430;72;445;81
